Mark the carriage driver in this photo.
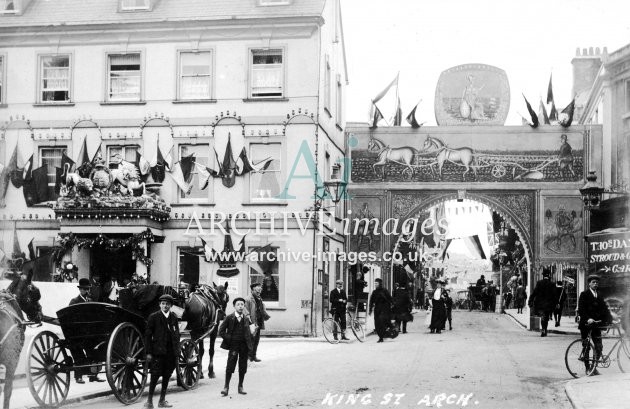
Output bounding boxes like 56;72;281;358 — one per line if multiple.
145;294;180;409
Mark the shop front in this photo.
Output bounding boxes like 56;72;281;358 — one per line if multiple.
585;227;630;303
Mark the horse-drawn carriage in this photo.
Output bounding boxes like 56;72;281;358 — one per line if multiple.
24;284;221;407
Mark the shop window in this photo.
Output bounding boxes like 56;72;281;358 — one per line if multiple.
40;147;64;200
179;144;209;201
249;143;281;201
107;53;142;102
249;246;280;303
107;145;139;170
120;0;150;11
39;55;71;103
178;51;212;100
250;49;284;98
178;247;202;289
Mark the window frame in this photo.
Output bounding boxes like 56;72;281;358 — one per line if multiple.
37;53;73;104
336;73;343;127
0;53;6;106
106;145;140;170
248;47;286;99
174;140;214;204
247;243;284;308
0;0;20;15
177;246;204;289
119;0;151;11
105;51;144;103
324;54;331;113
38;146;67;202
625;79;630;113
176;49;215;102
244;138;285;205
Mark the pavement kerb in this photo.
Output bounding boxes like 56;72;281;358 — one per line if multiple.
21;391;113;409
564;382;584;409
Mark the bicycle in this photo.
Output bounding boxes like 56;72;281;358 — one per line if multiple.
346;308;366;342
322;308;366;344
564;319;630;378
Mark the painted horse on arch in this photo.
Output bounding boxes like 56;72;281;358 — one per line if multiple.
421;135;478;180
368;136;419;178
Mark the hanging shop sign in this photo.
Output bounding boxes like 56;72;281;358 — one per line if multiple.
586;228;630;274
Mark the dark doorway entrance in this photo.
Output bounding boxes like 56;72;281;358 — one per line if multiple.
90;246;135;284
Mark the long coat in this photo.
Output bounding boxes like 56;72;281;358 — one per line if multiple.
245;294;270;330
369;287;393;338
218;312;254;351
529;278;556;314
514;286;527;308
577;289;612;330
392;288;412;322
145;310;181;356
430;288;447;330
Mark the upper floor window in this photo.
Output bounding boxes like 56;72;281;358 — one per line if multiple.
336;73;343;125
178;51;212;100
0;0;19;14
324;55;331;111
39;55;71;103
107;53;142;102
107;145;139;170
40;147;65;201
249;143;281;201
120;0;150;11
250;49;284;99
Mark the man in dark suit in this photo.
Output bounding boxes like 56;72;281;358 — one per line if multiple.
528;270;557;336
578;274;612;374
144;294;180;409
219;297;254;397
330;280;348;340
68;278;105;383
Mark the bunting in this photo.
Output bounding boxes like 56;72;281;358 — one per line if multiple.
393;97;402;126
559;99;575;128
539;98;550;125
369;104;384;129
134;151;151;176
76;137;91;178
221;135;237;188
196;163;212;191
546;73;554;104
405;100;423;128
168;161;192;194
368;73;399;128
522;94;539;128
23;166;50;206
151;146;168;183
7;145;23;189
549;101;558;122
236;147;273;176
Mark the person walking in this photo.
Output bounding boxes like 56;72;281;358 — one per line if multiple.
528;270;556;336
392;282;413;334
144;294;180;408
443;289;453;331
219;297;254;396
514;281;527;314
430;279;447;334
244;282;270;362
577;274;613;375
368;278;393;343
554;280;568;327
330;280;348;340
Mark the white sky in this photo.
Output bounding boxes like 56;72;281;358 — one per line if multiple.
341;0;630;125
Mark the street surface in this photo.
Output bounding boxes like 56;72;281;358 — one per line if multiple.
11;311;585;409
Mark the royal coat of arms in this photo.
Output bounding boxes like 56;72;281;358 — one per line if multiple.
435;64;510;126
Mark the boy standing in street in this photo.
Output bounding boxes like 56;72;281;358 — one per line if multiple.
219;297;254;396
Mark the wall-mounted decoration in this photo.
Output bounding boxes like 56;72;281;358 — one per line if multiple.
435;64;510;126
349;197;382;254
541;196;584;258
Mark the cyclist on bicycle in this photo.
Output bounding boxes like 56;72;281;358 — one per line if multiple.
578;273;613;374
330;280;349;341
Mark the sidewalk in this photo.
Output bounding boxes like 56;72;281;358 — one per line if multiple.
565;373;630;409
504;307;581;335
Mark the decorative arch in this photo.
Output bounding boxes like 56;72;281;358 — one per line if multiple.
211;111;244;137
70;117;102;139
282;108;316;135
1;115;34;139
140;113;174;138
393;191;535;268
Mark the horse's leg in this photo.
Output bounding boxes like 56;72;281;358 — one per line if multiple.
3;362;16;409
208;329;217;379
196;334;206;379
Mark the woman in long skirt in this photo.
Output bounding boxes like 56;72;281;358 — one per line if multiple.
369;278;393;343
430;280;447;334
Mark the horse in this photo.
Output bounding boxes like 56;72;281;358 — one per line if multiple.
1;273;43;409
368;137;418;178
182;283;228;379
421;135;477;180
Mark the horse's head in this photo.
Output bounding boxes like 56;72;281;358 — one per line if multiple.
7;272;43;323
367;137;381;153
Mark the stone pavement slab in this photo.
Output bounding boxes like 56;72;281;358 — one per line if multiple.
565;373;630;409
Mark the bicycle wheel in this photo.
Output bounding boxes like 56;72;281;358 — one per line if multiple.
565;338;596;378
616;337;630;373
322;318;341;344
350;319;366;342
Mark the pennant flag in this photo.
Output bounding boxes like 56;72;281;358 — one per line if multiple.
393;97;402;126
13;226;22;258
405;100;423;128
180;154;195;184
221;135;237;188
522;94;539;128
55;167;65;195
135;151;151;176
23;154;33;181
546;73;554;105
199;237;212;262
60;152;74;181
236;147;273;176
151;146;168;183
549;101;558;122
76;137;91;178
368;73;399;128
559;99;575;128
369;103;384;129
209;148;222;178
27;239;36;260
23;165;50;206
168;162;191;194
6;145;24;189
245;243;273;275
196;163;212;190
539;98;550;125
373;73;399;103
91;143;103;163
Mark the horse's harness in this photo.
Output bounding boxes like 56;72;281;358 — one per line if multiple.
0;293;28;347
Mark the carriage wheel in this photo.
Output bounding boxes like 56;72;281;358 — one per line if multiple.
26;331;71;408
176;339;201;390
106;323;148;404
322;318;341;344
491;164;506;178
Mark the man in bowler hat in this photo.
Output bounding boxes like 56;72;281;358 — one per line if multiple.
244;282;270;361
68;278;105;383
578;274;612;375
529;270;557;336
219;297;254;396
144;294;180;408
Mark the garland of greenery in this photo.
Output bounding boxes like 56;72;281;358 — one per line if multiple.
55;228;155;266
